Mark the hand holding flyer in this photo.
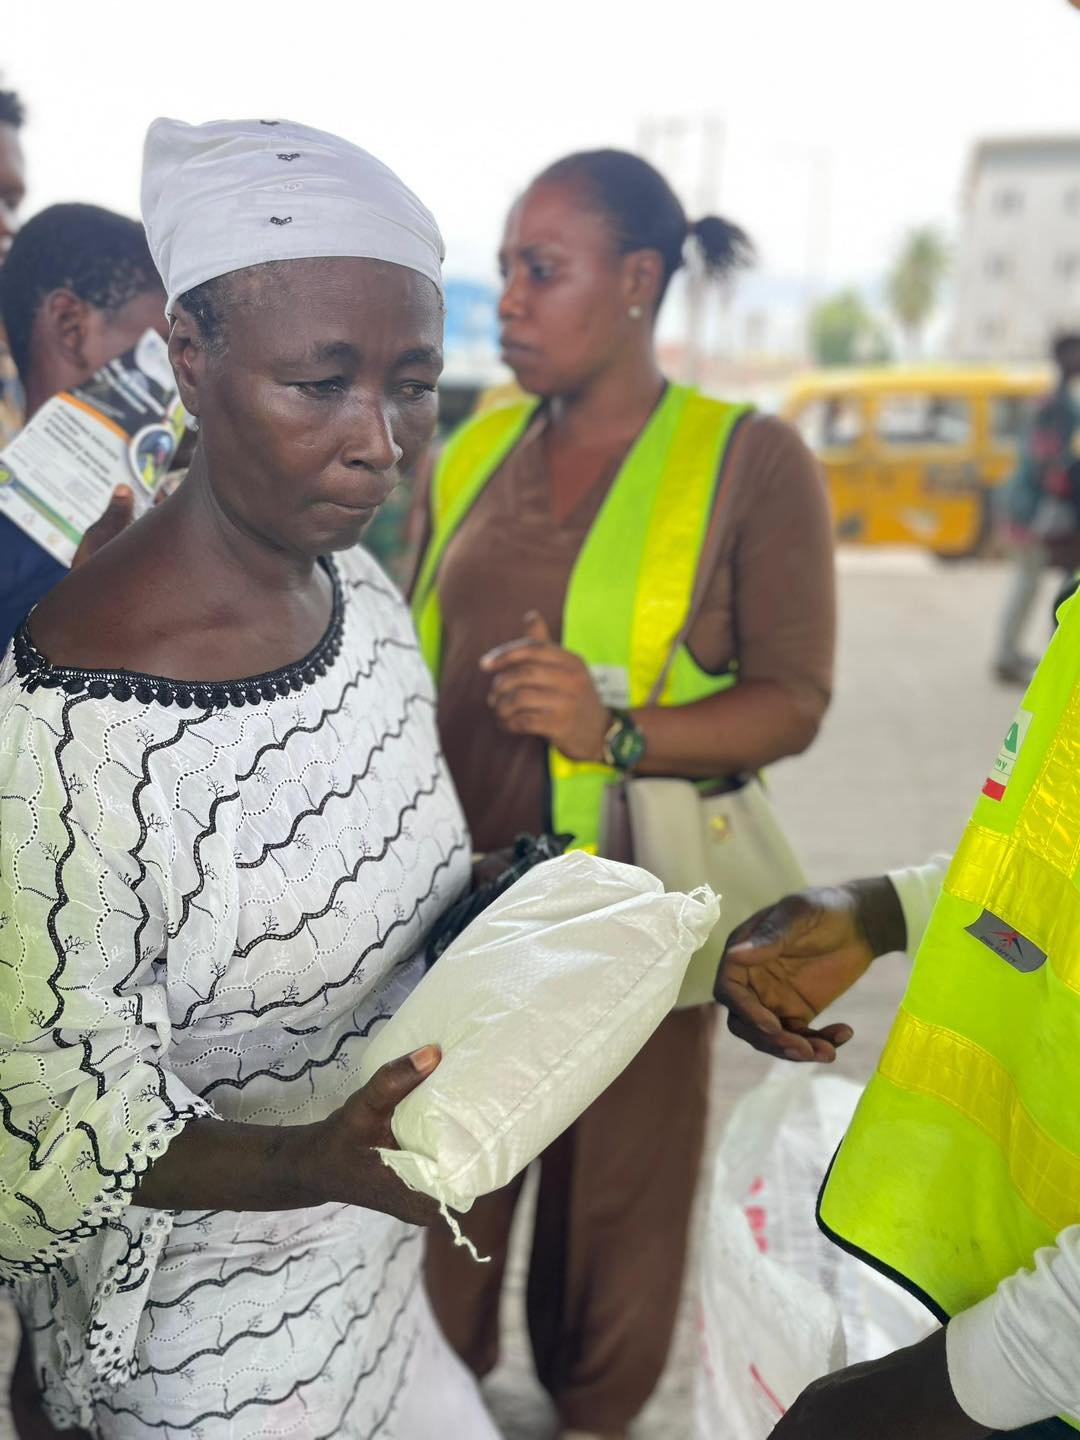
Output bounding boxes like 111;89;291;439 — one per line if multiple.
0;330;184;567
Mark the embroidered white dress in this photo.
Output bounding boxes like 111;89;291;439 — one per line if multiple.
0;550;497;1438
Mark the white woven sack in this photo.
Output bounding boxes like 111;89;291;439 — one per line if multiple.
358;852;720;1239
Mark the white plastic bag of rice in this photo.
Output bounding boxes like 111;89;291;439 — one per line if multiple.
358;851;720;1243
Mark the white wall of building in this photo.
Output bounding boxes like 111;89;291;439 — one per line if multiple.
953;139;1080;361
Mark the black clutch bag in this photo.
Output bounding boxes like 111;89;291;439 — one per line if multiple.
424;833;572;969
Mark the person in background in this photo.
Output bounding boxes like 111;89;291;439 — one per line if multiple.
716;619;1080;1435
0;85;28;445
414;149;835;1440
992;331;1080;686
0;203;170;652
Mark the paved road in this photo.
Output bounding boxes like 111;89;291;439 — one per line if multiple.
0;553;1057;1440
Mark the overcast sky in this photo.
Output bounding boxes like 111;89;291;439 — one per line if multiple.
7;0;1080;293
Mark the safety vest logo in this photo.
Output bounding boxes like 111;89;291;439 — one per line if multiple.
965;909;1048;972
982;707;1034;802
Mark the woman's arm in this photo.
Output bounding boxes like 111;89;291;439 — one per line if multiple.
131;1048;440;1226
630;677;820;778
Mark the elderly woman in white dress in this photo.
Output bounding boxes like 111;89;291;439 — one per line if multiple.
0;118;498;1439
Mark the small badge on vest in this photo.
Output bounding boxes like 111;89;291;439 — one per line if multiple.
966;909;1047;973
982;707;1033;802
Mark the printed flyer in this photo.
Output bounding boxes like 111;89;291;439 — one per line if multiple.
0;330;184;566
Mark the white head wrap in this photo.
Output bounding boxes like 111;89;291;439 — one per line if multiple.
141;117;444;313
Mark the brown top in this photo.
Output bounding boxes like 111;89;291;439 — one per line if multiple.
434;411;835;852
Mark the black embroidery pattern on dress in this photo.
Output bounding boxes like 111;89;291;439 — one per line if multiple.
41;693;89;1028
346;573;401;605
232;768;446;955
364;1334;418;1440
98;1246;418;1429
269;215;293;226
98;1219;155;1298
144;1248;316;1312
120;707;223;1010
134;1255;375;1377
165;780;241;940
14;559;345;711
331;1268;420;1440
231;635;416;787
259;119;280;126
276;152;301;162
0;1107;203;1276
177;835;465;1028
235;691;432;870
161;647;425;958
167;1211;223;1230
199;1005;393;1097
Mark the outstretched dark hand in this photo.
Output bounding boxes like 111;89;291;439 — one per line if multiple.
716;877;905;1062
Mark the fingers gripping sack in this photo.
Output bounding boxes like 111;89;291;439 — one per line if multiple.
358;852;720;1252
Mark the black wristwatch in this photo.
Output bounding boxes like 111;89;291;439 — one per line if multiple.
602;709;647;772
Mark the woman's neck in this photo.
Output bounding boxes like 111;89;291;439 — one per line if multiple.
547;353;666;448
167;450;320;600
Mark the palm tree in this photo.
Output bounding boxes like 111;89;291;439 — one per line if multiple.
887;228;950;359
810;289;891;367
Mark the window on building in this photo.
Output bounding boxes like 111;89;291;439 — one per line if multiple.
793;397;864;452
991;396;1041;447
875;396;973;449
984;253;1012;280
993;188;1024;216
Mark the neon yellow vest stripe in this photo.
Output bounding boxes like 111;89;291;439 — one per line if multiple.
412;384;749;851
819;592;1080;1430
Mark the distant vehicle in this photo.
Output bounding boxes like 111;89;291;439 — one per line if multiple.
783;365;1052;556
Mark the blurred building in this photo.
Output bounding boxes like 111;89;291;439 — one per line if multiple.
952;136;1080;361
443;278;501;382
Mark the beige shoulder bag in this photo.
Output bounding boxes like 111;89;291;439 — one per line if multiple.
598;416;806;1008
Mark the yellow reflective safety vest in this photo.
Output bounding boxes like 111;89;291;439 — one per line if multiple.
819;592;1080;1431
412;384;749;851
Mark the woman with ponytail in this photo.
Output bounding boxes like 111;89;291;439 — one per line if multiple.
412;149;836;1439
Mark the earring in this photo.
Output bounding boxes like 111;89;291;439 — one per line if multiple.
628;305;644;319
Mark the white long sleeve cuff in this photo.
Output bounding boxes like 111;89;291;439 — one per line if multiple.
886;854;951;953
946;1227;1080;1429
